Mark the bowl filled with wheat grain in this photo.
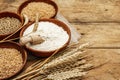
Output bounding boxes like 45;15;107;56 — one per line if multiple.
18;0;58;22
0;41;27;80
0;12;23;40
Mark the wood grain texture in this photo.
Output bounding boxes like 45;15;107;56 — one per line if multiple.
0;0;120;80
83;49;120;80
76;23;120;47
54;0;120;23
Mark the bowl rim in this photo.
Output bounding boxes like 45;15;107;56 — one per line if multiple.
20;19;71;53
0;11;24;37
0;41;27;80
17;0;58;19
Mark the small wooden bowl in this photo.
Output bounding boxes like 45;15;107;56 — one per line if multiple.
0;41;27;80
17;0;58;20
0;12;23;40
20;19;71;57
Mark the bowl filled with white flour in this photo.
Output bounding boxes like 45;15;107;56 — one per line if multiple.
20;19;71;57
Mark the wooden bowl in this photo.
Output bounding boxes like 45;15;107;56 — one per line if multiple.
17;0;58;20
0;12;23;40
0;41;27;80
20;19;71;57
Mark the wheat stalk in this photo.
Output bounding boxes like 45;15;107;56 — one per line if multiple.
13;47;62;80
43;51;84;70
27;51;88;79
13;43;91;80
42;68;87;80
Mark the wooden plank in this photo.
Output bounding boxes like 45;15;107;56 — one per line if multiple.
83;49;120;80
54;0;120;23
74;23;120;47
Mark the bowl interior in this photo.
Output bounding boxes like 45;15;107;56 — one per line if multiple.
18;0;58;18
20;19;71;54
0;41;27;79
0;12;23;36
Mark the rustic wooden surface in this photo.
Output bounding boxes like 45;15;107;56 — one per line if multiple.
0;0;120;80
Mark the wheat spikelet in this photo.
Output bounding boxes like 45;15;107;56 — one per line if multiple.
42;51;84;70
28;51;87;79
44;68;87;80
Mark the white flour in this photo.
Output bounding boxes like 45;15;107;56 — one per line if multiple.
23;22;69;51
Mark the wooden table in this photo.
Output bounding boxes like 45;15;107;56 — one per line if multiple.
0;0;120;80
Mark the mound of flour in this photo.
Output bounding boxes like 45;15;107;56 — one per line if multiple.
23;21;69;51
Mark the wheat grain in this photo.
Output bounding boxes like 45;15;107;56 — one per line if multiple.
21;2;55;21
0;48;23;79
0;17;21;35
